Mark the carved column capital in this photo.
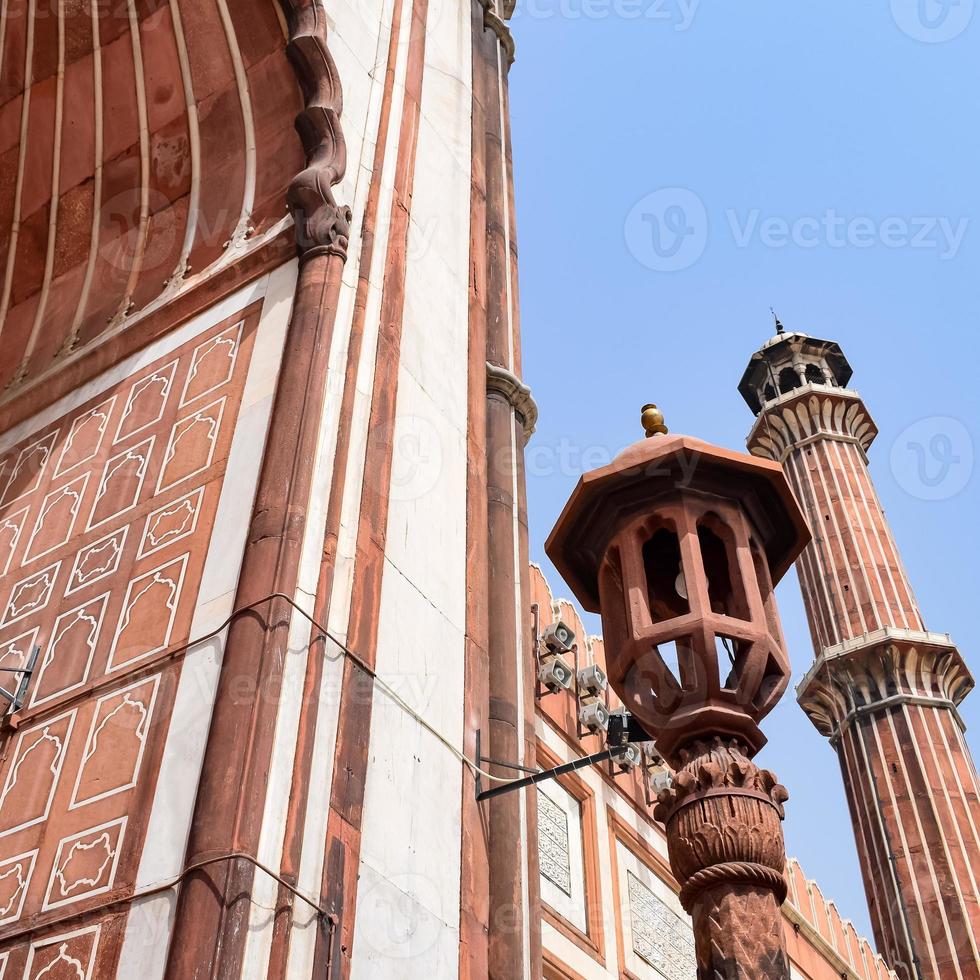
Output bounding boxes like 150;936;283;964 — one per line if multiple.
486;361;538;442
656;738;789;911
656;738;791;978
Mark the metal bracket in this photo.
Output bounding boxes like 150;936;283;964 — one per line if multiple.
474;711;653;803
476;744;618;803
0;646;39;714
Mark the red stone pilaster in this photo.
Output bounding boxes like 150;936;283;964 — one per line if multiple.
468;5;541;978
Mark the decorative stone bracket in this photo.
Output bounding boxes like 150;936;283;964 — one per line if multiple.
486;361;538;443
481;0;516;65
281;0;353;259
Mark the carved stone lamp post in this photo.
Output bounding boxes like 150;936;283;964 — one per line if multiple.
545;407;811;979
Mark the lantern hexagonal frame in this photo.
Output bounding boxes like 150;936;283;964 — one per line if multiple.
546;434;810;766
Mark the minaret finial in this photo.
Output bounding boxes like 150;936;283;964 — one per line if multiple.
770;307;785;335
641;403;668;438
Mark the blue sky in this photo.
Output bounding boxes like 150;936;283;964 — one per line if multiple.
510;0;980;942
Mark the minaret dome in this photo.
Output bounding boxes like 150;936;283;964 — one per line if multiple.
738;328;854;416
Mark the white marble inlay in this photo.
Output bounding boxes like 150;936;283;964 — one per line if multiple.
538;788;572;897
627;871;697;979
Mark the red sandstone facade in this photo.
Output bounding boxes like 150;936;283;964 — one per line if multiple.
742;329;980;980
0;1;918;977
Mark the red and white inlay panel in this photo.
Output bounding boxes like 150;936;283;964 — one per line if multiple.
0;306;259;975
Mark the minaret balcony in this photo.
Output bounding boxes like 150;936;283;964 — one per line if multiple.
747;384;879;463
796;626;974;742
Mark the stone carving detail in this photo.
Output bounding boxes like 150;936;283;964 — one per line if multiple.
56;398;114;476
115;362;178;443
655;738;788;910
43;818;126;908
180;323;242;406
140;488;204;558
88;438;154;529
0;432;58;509
280;0;352;258
30;593;109;705
23;924;100;979
1;561;61;626
0;311;254;932
627;871;696;978
0;712;75;835
655;738;791;978
537;789;572;896
748;389;877;462
67;529;128;595
0;506;28;575
0;627;39;681
108;555;187;670
0;849;38;924
486;362;538;443
798;634;973;740
70;677;159;808
24;475;90;562
157;399;225;491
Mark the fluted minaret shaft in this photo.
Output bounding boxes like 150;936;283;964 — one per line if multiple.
742;333;980;980
755;391;923;653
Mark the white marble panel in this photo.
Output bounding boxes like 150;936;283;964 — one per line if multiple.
615;840;695;980
538;783;588;934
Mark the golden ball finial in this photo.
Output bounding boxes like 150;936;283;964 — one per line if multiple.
641;403;668;438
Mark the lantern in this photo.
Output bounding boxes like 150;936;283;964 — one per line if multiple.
546;407;811;978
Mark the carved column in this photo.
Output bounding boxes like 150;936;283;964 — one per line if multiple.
469;4;541;978
656;739;791;979
165;1;350;975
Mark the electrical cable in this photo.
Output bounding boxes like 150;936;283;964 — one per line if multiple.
5;589;524;785
258;592;523;785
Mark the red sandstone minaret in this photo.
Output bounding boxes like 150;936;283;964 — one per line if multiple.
740;322;980;980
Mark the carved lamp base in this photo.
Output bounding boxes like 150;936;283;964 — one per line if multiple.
655;738;791;980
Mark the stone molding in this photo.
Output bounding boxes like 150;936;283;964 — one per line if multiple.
748;386;878;462
797;629;974;740
481;1;517;65
486;361;538;442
